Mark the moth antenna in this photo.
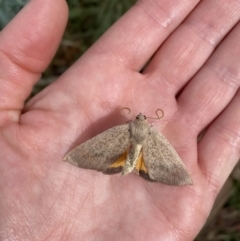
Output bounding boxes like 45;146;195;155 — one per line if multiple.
155;108;164;119
146;109;164;120
121;107;131;117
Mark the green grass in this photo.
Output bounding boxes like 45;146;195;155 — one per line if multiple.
0;0;29;29
226;180;240;209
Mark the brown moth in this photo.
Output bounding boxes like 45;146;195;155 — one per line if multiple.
64;112;192;185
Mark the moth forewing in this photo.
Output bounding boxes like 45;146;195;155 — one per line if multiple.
64;124;130;173
142;128;192;185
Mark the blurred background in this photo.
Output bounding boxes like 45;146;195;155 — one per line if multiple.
0;0;239;240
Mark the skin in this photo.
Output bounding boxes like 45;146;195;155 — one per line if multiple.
0;0;240;240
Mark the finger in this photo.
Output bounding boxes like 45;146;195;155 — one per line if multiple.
0;0;68;125
84;0;199;71
198;88;240;200
143;0;240;93
177;20;240;135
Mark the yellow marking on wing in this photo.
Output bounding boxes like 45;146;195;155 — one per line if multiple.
109;151;128;168
135;151;148;173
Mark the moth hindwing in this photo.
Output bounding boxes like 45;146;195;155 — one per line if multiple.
64;113;192;185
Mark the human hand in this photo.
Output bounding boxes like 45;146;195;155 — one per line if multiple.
1;0;240;240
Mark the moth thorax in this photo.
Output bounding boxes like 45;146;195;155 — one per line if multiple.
130;120;150;144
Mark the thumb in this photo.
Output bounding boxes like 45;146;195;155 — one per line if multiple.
0;0;68;126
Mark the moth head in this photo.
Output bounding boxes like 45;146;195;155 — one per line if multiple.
136;113;147;121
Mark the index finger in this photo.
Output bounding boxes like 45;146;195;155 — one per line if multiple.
86;0;199;71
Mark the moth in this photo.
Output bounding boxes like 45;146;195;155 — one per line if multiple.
64;110;192;185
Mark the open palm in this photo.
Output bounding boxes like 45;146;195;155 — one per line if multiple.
1;0;240;240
